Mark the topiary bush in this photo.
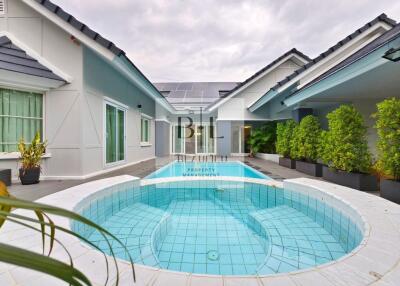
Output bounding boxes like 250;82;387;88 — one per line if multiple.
320;105;372;173
276;119;297;158
290;115;321;163
373;98;400;181
247;122;277;156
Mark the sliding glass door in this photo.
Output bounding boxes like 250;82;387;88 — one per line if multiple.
105;103;125;164
171;123;216;154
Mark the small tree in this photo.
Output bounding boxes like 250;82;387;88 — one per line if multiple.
290;115;321;162
321;105;372;173
276;119;297;158
373;98;400;181
247;122;277;156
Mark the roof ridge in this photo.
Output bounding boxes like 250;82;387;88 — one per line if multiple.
378;13;397;27
287;20;400;99
206;48;310;106
36;0;124;56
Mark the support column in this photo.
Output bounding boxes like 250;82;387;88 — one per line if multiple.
155;120;170;157
292;108;313;123
216;120;231;156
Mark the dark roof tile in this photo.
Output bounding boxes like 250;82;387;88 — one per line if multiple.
0;36;65;82
69;16;84;30
34;0;168;105
270;13;396;91
35;0;125;57
288;22;400;98
42;0;57;12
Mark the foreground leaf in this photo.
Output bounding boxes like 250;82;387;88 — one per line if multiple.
0;242;91;286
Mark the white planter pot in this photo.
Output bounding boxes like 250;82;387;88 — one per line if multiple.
255;153;280;163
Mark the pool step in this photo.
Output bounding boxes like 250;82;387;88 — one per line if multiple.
210;192;256;223
89;202;166;267
249;206;336;274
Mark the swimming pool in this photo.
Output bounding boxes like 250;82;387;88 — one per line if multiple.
145;161;270;179
73;179;363;276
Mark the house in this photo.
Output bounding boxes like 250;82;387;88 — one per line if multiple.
1;0;399;181
248;13;400;154
159;13;400;157
0;0;173;180
157;49;311;156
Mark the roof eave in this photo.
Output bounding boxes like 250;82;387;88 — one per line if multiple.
283;41;399;107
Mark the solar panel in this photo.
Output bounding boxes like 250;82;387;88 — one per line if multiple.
154;82;239;107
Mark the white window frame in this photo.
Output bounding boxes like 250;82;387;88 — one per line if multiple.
171;124;185;154
0;87;46;159
103;99;127;167
140;113;152;146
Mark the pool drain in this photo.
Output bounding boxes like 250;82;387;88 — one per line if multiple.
207;250;220;261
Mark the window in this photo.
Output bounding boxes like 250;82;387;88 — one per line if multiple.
105;102;125;164
141;116;150;144
0;88;43;152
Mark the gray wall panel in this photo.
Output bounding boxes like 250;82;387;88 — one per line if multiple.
155;121;170;157
216;121;231;156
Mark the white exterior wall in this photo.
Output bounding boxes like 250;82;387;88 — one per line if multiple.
217;60;301;120
0;0;158;180
0;0;84;179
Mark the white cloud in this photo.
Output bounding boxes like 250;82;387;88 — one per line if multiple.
51;0;400;82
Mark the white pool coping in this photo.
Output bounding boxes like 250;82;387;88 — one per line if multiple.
0;176;400;286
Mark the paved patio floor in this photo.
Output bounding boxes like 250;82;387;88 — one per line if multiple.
8;156;375;201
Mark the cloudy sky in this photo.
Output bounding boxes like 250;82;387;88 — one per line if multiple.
52;0;400;82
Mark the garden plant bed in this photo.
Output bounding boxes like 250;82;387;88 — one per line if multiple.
322;166;378;192
295;160;323;177
380;179;400;204
279;157;296;169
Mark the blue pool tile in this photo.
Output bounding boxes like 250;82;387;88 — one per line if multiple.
76;180;363;276
193;263;207;273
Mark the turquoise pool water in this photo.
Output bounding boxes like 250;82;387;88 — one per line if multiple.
145;161;269;179
74;180;363;275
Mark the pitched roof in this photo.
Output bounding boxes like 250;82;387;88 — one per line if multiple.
154;82;239;109
0;35;65;81
34;0;172;108
287;22;400;100
271;13;396;91
35;0;124;56
206;48;311;110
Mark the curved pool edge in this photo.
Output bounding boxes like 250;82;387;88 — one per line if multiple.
0;176;399;286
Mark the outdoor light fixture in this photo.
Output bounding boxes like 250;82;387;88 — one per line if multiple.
137;104;142;109
383;47;400;62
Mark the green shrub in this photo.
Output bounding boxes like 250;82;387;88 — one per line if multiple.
320;105;372;173
290;115;321;162
373;98;400;181
276;119;297;158
247;122;277;156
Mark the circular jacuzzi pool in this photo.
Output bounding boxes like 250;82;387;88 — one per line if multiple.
72;179;364;276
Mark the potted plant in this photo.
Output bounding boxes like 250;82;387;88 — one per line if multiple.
320;105;377;192
373;98;400;203
247;122;277;159
290;115;322;177
276;119;297;169
18;132;47;185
